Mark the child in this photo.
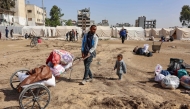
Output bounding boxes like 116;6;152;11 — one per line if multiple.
114;54;127;80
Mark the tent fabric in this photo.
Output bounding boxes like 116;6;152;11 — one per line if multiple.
46;27;57;37
159;28;173;38
176;28;190;40
152;28;162;38
145;29;152;37
0;26;23;34
56;26;82;37
115;27;145;40
22;26;47;37
86;26;112;39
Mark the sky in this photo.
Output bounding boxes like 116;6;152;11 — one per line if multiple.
27;0;190;28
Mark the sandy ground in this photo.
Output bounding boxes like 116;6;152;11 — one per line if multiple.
0;38;190;109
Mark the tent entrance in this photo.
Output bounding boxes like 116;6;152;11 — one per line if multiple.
172;31;177;39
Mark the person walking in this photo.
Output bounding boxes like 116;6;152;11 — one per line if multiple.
120;27;127;44
5;27;9;39
76;31;78;41
114;54;127;80
81;25;98;85
66;31;69;41
0;31;1;40
71;29;75;41
10;29;14;38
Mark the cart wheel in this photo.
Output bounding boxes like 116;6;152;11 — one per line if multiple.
30;38;38;48
19;84;50;109
10;69;29;91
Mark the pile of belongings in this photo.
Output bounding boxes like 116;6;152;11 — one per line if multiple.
133;44;153;57
154;58;190;89
16;49;74;92
46;49;74;77
17;65;55;92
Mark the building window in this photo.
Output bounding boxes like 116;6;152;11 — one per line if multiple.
28;10;32;13
28;18;32;21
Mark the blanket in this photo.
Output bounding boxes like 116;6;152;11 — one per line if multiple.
17;65;52;92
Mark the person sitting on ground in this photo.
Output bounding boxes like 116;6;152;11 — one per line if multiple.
160;36;165;42
114;54;127;80
167;36;174;42
149;36;155;41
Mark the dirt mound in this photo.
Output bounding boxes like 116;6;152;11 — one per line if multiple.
90;96;189;109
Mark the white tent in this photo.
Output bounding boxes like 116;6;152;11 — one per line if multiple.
56;26;82;37
152;28;162;38
86;26;112;39
159;28;173;38
145;29;152;37
175;28;190;40
115;27;145;40
0;26;23;34
22;26;46;37
46;27;57;37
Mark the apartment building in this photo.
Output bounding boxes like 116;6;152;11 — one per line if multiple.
77;8;90;30
135;16;156;29
26;4;46;26
10;0;26;26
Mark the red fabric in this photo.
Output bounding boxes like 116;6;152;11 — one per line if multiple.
46;51;61;65
174;69;179;76
38;39;42;43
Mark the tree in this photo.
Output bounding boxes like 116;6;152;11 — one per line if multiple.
66;19;73;26
45;5;64;27
45;18;50;26
0;0;15;10
179;5;190;27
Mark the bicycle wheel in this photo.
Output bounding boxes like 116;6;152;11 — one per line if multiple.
30;38;37;47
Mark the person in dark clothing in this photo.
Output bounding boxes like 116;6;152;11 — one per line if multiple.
69;31;72;41
25;33;29;39
167;36;174;42
160;36;165;41
66;31;69;41
5;27;9;38
124;29;128;40
81;25;98;85
120;27;127;44
71;29;75;41
10;29;13;38
0;31;1;40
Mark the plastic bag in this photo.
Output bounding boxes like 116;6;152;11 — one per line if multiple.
161;75;180;89
155;73;165;82
155;64;163;74
50;64;65;76
180;76;190;89
54;50;73;65
62;62;73;70
160;70;170;76
142;44;149;53
43;74;56;87
177;69;188;79
17;72;29;82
